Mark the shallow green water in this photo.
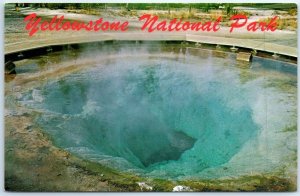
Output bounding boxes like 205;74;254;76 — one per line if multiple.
17;47;297;179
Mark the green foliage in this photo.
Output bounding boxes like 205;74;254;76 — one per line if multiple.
283;124;297;132
28;3;297;12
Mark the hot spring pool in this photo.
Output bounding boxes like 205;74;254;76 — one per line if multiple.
15;44;297;180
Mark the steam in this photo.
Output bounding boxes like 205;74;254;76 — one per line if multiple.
16;42;296;180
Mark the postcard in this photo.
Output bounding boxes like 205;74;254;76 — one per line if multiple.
4;2;297;192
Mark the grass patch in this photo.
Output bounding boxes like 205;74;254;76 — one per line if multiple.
282;124;297;132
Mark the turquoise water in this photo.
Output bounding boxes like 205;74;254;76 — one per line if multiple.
18;48;296;179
